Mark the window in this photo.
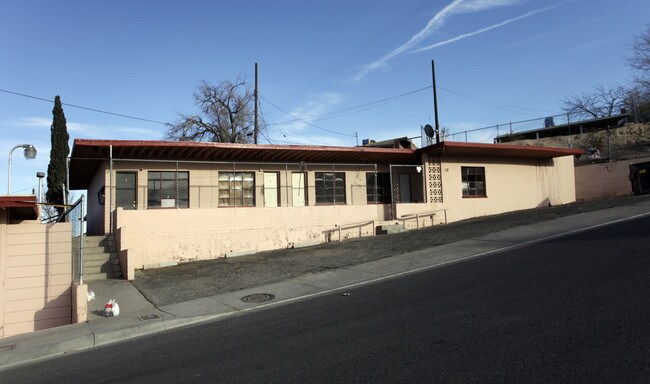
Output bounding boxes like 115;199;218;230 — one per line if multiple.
315;172;346;204
148;171;189;208
219;172;255;207
461;167;486;197
366;172;391;204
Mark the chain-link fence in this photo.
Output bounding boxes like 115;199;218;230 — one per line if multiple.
420;111;640;146
58;195;85;284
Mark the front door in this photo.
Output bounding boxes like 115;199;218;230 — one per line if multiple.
116;172;137;210
292;172;306;206
264;172;279;207
399;173;412;203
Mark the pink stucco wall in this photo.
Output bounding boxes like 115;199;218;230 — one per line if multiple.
0;217;72;337
574;157;650;200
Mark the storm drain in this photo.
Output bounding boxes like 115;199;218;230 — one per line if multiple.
138;314;161;321
241;293;275;303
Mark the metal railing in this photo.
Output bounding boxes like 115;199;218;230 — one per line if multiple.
397;208;448;229
332;220;376;242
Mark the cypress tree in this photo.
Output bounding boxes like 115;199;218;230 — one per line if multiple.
46;95;70;212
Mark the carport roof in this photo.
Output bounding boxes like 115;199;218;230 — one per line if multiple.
69;139;583;189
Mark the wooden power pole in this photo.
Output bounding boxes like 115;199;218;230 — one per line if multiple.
254;62;259;144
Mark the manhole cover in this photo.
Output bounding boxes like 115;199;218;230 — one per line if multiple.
241;293;275;303
138;314;161;321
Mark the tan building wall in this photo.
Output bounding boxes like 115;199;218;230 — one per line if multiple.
92;154;576;279
574;156;649;200
0;217;72;337
438;155;576;223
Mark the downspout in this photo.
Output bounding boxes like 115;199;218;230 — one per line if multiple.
285;164;289;207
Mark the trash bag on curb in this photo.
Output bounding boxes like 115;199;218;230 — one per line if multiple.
103;299;120;317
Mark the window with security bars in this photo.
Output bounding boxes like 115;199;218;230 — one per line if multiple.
219;172;255;207
315;172;346;204
461;166;486;197
366;172;391;204
147;171;189;208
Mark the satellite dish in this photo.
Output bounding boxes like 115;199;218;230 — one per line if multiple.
424;124;434;138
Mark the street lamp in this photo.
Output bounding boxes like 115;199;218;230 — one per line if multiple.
7;144;37;195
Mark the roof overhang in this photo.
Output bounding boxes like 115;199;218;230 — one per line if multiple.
69;139;584;189
0;195;39;220
69;139;418;189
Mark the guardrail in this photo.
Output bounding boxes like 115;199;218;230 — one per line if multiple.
397;208;448;229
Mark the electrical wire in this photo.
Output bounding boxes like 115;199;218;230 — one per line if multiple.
0;88;170;125
260;96;356;137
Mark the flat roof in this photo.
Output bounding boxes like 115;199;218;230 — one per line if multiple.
0;195;39;220
69;139;583;189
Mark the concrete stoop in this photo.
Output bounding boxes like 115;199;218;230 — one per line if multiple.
376;223;407;235
83;235;122;280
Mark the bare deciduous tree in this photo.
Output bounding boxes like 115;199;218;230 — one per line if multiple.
167;78;256;143
562;84;627;120
629;25;650;88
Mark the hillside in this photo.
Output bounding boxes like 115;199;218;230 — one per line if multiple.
503;122;650;164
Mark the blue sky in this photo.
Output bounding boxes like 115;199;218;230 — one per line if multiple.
2;0;648;195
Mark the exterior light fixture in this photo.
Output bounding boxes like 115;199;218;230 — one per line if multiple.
7;144;37;195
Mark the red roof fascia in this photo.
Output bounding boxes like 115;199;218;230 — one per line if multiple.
0;195;37;208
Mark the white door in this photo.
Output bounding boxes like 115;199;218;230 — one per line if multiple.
399;173;412;203
292;172;306;206
264;172;279;207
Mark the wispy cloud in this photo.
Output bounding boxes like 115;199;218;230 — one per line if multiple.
9;117;51;128
353;0;521;80
413;5;561;52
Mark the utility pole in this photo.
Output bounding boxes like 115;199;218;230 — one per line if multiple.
431;60;440;144
254;62;259;144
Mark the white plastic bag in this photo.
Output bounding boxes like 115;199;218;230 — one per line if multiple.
103;299;120;317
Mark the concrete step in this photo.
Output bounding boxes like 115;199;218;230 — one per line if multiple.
84;235;116;248
82;235;122;280
84;258;120;268
84;271;122;281
376;224;406;235
83;246;116;256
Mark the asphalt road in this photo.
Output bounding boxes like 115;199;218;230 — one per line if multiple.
2;215;649;383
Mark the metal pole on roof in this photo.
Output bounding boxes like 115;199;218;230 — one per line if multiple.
109;145;113;234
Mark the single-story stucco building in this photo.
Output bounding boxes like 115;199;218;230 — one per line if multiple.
69;139;583;280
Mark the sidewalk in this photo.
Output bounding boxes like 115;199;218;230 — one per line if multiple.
1;196;649;370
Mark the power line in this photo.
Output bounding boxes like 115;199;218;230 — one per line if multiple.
260;96;356;137
267;86;432;126
0;88;170;125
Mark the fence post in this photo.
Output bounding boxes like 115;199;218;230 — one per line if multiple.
80;194;85;284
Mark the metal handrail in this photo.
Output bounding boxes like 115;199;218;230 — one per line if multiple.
333;220;376;242
397;208;448;229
